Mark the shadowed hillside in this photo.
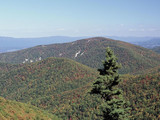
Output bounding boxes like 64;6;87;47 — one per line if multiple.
0;62;19;75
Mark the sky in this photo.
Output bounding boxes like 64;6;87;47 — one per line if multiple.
0;0;160;38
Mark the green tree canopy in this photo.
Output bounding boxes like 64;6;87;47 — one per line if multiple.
91;47;130;120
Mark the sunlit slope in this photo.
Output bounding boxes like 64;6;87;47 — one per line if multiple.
0;57;159;119
119;73;160;119
51;71;160;120
0;97;61;120
0;57;97;109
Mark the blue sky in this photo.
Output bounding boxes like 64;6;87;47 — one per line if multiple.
0;0;160;37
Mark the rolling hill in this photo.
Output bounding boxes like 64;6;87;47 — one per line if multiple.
133;38;160;48
0;56;159;119
0;97;61;120
0;37;160;74
0;57;97;115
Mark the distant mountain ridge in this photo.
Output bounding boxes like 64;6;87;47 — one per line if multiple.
107;36;152;43
1;37;160;74
105;36;160;48
0;36;87;53
133;38;160;48
1;35;159;53
152;46;160;53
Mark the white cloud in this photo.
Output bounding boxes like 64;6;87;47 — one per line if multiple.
120;24;124;27
129;28;160;32
148;28;160;32
56;28;65;31
129;28;136;32
140;29;145;32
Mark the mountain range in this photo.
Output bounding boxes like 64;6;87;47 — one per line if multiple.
133;38;160;48
0;37;160;74
0;37;160;119
1;36;159;53
0;36;86;53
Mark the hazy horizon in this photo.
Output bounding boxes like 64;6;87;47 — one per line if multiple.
0;35;159;39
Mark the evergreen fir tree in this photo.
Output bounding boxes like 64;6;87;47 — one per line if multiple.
91;47;130;120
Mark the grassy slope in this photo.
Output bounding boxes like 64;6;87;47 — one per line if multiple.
0;97;61;120
0;37;160;74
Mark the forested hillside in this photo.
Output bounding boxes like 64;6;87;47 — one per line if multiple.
0;37;160;74
52;72;160;120
0;97;60;120
0;57;97;115
0;62;19;75
1;0;159;119
120;73;160;119
0;57;159;119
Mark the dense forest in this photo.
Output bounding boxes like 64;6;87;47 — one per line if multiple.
0;37;159;119
120;73;160;119
0;58;97;116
